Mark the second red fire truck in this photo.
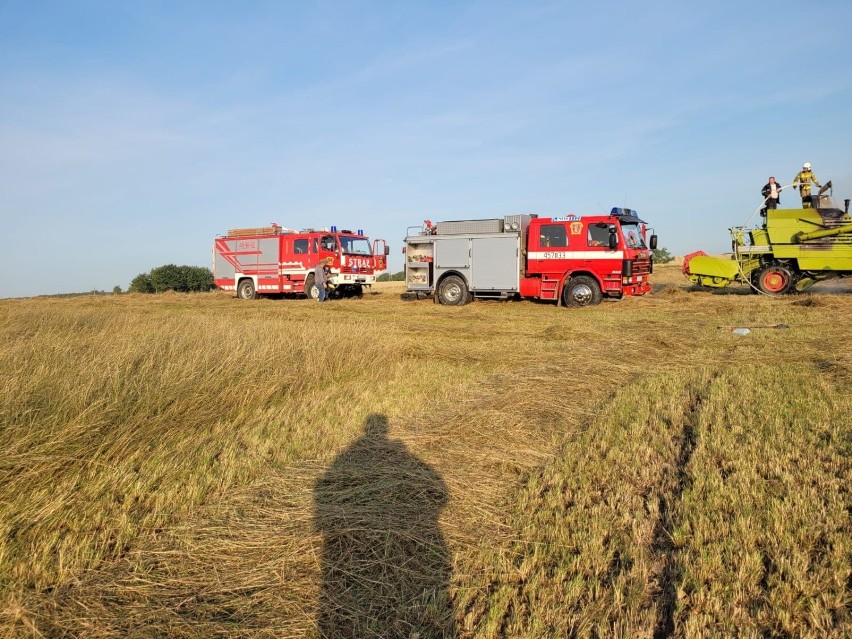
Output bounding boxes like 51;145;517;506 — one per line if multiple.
214;224;388;299
404;209;656;306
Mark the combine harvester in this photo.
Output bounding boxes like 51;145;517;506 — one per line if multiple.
683;182;852;294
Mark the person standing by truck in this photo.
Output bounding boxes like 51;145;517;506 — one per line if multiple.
314;257;333;302
792;162;820;208
761;176;781;215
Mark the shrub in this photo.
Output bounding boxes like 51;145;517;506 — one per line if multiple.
128;273;154;294
150;264;184;293
129;266;214;294
653;247;675;264
181;266;215;292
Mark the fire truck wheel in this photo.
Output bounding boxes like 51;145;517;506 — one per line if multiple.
562;276;602;307
756;264;794;295
304;274;319;300
237;279;257;300
349;285;363;298
437;275;469;306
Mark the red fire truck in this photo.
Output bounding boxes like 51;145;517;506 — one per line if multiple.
214;224;388;299
404;209;656;306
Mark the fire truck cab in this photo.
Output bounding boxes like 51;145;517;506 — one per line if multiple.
214;224;388;300
404;209;656;307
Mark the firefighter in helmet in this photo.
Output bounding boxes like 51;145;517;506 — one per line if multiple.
792;162;821;208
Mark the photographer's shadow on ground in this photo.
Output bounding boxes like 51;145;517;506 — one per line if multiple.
313;413;455;638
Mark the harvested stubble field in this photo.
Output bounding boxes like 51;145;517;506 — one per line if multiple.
1;265;850;638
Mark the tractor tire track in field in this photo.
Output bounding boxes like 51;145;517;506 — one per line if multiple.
650;372;718;639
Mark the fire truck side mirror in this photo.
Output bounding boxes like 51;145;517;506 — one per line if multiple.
385;246;390;256
649;235;658;250
608;231;618;250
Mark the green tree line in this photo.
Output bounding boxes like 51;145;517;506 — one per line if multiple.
128;265;215;293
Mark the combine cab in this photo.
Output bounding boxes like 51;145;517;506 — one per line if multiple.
683;185;852;294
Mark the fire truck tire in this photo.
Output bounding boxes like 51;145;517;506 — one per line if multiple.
562;276;602;307
755;264;794;295
437;275;469;306
237;279;257;300
304;274;319;300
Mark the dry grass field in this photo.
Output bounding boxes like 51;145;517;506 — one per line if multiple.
1;264;850;638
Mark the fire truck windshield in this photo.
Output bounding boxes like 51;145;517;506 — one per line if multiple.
620;223;646;249
339;236;372;255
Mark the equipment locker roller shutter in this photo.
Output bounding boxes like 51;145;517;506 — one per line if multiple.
435;239;470;269
470;237;519;290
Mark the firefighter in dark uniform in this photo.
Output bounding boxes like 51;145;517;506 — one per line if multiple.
792;162;820;208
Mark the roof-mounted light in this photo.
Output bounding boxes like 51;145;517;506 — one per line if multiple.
611;207;637;217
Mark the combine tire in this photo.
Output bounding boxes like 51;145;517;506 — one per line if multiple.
437;275;469;306
562;276;603;307
748;271;761;294
756;264;794;295
237;279;257;300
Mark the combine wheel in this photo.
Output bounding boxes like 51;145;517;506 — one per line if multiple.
437;275;469;306
748;271;762;294
237;279;257;300
755;264;794;295
562;276;603;307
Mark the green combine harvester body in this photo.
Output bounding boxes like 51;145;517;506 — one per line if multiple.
683;191;852;294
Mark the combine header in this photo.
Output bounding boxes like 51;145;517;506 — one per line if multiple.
683;183;852;294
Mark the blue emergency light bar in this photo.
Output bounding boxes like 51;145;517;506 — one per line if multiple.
330;225;337;232
357;229;363;235
611;207;637;217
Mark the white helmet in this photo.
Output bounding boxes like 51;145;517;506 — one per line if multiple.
803;162;811;169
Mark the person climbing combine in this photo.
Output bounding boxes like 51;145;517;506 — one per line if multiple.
792;162;820;208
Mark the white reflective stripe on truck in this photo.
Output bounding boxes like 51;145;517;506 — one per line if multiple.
527;251;625;260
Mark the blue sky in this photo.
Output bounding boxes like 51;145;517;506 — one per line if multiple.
2;0;851;297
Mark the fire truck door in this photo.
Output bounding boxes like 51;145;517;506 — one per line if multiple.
531;223;569;273
372;239;388;270
320;235;337;254
293;238;311;270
